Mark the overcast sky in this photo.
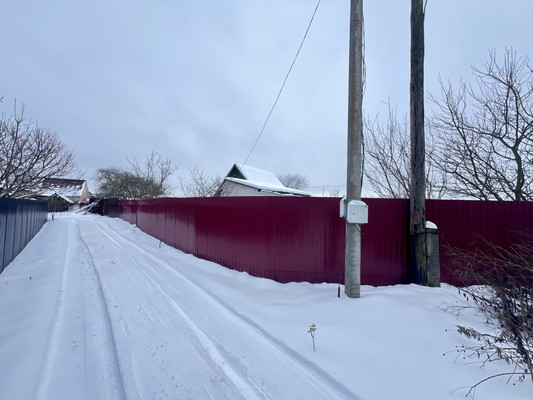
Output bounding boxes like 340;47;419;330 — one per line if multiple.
1;0;531;196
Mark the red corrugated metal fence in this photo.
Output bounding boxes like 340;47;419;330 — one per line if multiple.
426;199;533;285
119;197;533;286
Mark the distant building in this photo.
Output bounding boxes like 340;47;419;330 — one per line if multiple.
39;178;91;203
20;178;92;211
214;164;311;197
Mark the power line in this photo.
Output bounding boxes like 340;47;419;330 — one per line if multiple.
243;0;322;166
308;184;346;189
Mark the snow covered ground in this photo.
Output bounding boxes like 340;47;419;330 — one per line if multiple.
0;212;531;400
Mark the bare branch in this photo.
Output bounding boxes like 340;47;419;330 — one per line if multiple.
1;106;77;198
98;151;176;199
430;48;533;200
363;104;447;198
445;233;533;392
179;167;222;197
277;173;310;190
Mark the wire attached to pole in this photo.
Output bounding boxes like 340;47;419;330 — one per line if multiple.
243;0;322;166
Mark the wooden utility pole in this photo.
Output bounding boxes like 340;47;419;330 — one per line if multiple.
409;0;427;284
345;0;364;298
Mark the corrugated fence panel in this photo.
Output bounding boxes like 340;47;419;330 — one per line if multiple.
267;198;344;283
194;197;267;276
14;203;24;256
426;200;533;286
361;198;410;286
0;202;7;271
180;197;338;283
119;197;377;284
2;201;16;270
119;200;136;225
0;198;47;274
117;197;533;287
162;199;174;247
102;198;120;218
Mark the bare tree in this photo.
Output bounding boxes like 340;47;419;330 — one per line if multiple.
364;107;448;199
127;151;177;196
179;167;222;197
328;187;344;197
365;49;533;203
446;235;533;394
430;48;533;201
277;173;310;190
0;106;76;198
96;168;156;199
97;151;176;199
364;110;410;198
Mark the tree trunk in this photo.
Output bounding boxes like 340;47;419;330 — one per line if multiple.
410;0;427;284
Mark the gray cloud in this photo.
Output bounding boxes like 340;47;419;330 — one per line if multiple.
1;0;531;195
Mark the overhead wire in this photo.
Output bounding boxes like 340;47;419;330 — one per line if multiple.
242;0;322;166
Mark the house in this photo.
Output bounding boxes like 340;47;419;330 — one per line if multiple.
38;178;91;203
21;178;92;211
214;164;311;197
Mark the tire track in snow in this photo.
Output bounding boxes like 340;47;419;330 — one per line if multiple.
35;219;127;400
90;217;361;400
136;270;268;400
34;220;73;400
83;219;265;400
76;220;128;400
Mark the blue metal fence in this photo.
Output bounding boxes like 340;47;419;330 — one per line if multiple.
0;198;48;274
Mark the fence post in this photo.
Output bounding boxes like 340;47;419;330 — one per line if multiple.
426;221;440;287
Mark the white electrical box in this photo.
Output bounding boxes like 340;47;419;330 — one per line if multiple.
340;199;368;224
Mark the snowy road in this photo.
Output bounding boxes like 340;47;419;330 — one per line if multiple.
2;213;532;400
0;214;358;400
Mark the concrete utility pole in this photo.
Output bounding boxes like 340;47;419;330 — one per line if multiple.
409;0;427;284
345;0;364;298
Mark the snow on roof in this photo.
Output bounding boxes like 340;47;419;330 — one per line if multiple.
236;164;285;187
224;164;311;197
44;192;75;204
40;178;86;198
